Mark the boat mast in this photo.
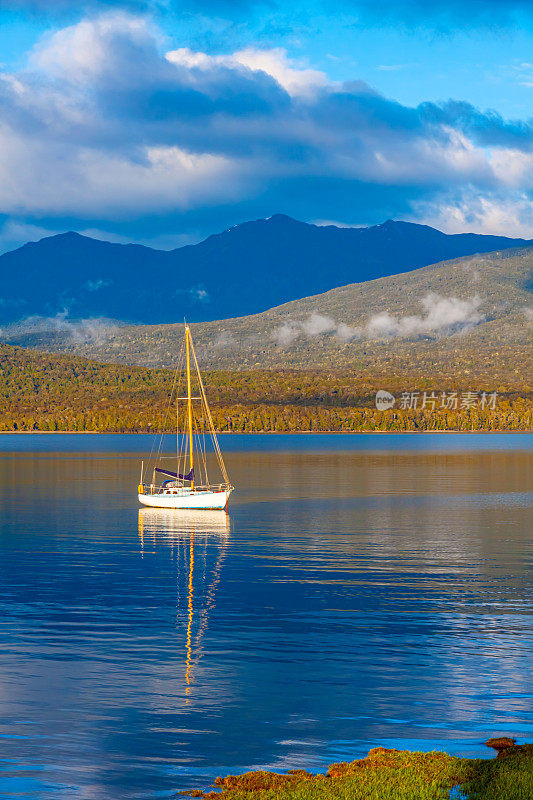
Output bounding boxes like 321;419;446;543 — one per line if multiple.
188;329;230;487
185;325;195;490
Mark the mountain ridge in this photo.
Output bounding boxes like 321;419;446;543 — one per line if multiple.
1;214;532;325
4;247;531;390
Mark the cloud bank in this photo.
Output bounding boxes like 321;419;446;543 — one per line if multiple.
0;311;118;344
366;293;484;337
1;12;533;249
273;294;485;345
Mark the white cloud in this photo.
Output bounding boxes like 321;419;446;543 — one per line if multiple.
366;293;484;338
490;148;533;188
273;294;484;347
186;285;209;302
273;312;361;346
413;191;533;238
166;46;330;98
365;312;398;337
508;60;533;89
0;310;118;344
232;48;330;98
421;292;484;331
272;321;299;345
0;128;247;216
1;12;533;239
30;13;156;80
300;312;336;335
336;322;362;341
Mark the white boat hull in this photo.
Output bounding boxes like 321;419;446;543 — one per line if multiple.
138;488;231;510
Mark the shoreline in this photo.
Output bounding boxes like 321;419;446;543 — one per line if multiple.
1;430;531;435
178;740;533;799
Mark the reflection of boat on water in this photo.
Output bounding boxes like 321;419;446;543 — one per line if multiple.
138;508;230;699
139;507;231;536
138;324;234;510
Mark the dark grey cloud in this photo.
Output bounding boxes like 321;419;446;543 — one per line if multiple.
421;101;533;151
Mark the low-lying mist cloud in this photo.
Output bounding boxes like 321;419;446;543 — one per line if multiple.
0;310;119;344
301;313;337;336
175;285;210;303
273;313;361;345
272;322;299;346
367;293;484;337
461;257;485;284
272;293;485;346
213;331;236;349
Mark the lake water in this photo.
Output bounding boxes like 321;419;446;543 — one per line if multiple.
0;433;531;799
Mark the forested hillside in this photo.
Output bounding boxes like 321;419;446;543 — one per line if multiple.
0;344;530;433
7;247;531;391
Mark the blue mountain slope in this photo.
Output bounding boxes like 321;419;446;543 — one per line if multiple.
0;214;531;324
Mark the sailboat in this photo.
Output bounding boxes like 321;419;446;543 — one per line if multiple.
138;324;234;510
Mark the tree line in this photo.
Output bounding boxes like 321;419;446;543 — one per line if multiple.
0;344;531;432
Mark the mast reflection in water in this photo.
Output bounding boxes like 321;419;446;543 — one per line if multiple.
138;509;230;702
0;435;531;800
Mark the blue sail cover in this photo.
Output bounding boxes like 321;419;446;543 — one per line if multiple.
155;467;194;481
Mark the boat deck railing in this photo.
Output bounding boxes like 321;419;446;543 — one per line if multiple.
140;483;233;496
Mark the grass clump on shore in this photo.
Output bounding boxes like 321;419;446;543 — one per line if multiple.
460;743;533;800
178;741;533;800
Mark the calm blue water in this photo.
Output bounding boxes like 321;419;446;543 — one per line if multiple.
0;432;528;452
0;434;531;799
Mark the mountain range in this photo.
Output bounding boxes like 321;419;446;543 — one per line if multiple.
1;214;533;325
5;247;532;390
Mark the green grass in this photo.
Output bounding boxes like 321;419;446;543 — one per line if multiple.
178;744;533;800
460;745;533;800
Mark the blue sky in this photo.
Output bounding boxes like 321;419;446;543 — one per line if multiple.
1;0;533;252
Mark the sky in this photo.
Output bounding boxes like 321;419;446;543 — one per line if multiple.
1;0;533;252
